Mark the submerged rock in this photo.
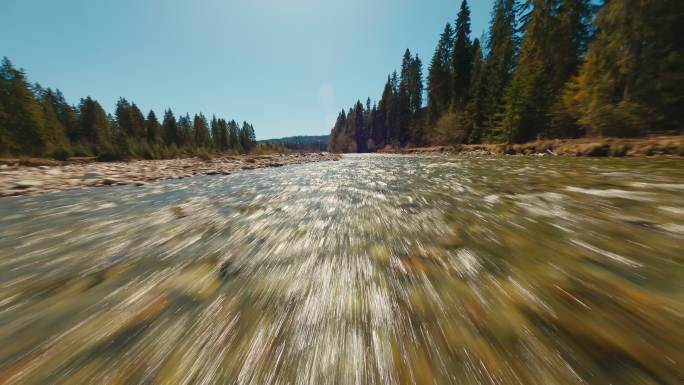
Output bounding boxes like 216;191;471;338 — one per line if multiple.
13;180;42;189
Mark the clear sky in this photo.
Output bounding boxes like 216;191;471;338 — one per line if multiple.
0;0;493;140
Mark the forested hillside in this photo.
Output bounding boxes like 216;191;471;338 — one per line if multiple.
0;58;257;160
262;135;329;152
329;0;684;152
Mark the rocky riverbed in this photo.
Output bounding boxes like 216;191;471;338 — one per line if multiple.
0;152;340;197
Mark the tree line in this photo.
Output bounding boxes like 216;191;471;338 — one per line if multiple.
263;135;329;152
0;58;257;160
329;0;683;152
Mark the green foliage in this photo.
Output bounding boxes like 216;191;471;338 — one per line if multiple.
427;23;454;126
564;0;684;137
452;0;473;109
329;50;426;152
0;56;261;160
433;111;471;144
331;0;684;148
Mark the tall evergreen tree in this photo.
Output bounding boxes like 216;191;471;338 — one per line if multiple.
469;0;518;142
162;109;178;147
35;86;67;152
351;100;368;152
228;120;241;152
193;113;210;148
564;0;684;136
427;23;454;125
451;0;473;109
408;55;424;114
0;58;48;155
177;113;193;147
146;110;161;143
239;121;256;152
78;97;111;152
115;98;133;137
498;0;555;142
130;103;145;139
466;38;486;143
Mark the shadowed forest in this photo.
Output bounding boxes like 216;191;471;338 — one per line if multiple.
329;0;683;153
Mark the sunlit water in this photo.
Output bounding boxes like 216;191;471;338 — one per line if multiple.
1;154;683;385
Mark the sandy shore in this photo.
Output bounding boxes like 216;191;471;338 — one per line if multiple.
0;153;340;198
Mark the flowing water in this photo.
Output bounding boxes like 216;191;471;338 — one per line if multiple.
0;154;683;385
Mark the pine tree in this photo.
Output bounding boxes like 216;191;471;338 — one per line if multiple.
218;119;229;150
451;0;473;109
498;0;555;143
146;110;161;143
239;121;256;152
351;100;368;152
50;89;78;142
193;113;210;148
470;0;517;142
427;23;454;125
376;76;393;148
162;109;178;146
551;0;593;92
466;38;486;143
564;0;684;136
0;58;48;155
78;97;111;152
36;87;68;153
228;120;241;152
130;103;145;139
177;114;193;147
115;98;133;137
409;55;424;114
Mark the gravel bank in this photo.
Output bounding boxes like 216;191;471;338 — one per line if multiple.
0;153;340;198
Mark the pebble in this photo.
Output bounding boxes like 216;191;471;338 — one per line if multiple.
83;171;103;179
0;153;340;198
13;180;43;189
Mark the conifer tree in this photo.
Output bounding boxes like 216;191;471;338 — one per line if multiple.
78;97;111;152
115;98;133;137
409;55;424;114
162;109;178;146
228;120;241;152
36;87;67;153
451;0;473;109
470;0;517;142
146;110;161;143
351;100;368;152
498;0;555;142
130;103;146;139
564;0;684;136
178;114;193;147
0;58;48;155
427;23;455;126
193;113;210;148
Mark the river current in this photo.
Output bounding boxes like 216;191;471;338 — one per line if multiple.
0;154;683;385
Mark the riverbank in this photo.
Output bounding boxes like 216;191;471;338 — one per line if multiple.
395;136;684;157
0;153;340;197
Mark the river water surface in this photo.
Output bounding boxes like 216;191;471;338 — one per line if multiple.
0;154;683;385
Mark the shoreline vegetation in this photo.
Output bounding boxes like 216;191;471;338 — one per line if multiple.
0;152;340;198
388;135;684;158
0;57;293;162
328;0;683;154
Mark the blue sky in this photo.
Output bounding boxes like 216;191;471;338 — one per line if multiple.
0;0;493;140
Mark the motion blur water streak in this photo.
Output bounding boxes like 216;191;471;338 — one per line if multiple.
0;154;683;385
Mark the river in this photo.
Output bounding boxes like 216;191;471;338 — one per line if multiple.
0;154;683;385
